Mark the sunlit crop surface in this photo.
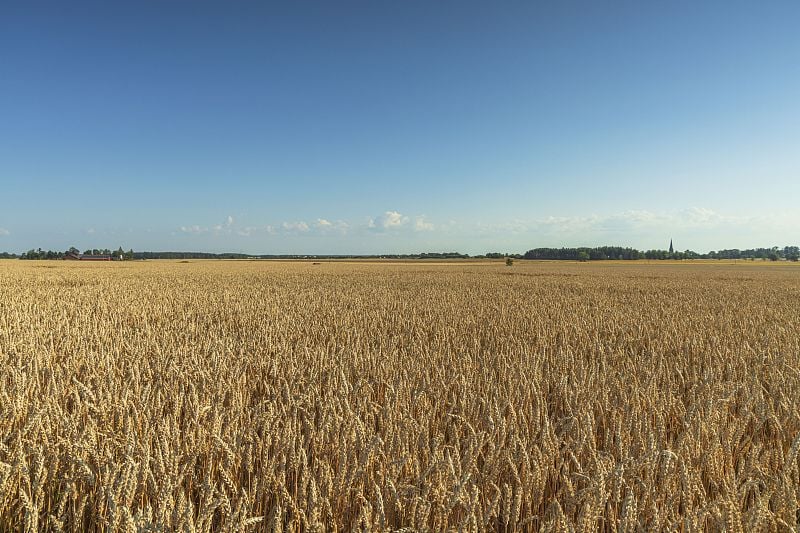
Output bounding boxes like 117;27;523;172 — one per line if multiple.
1;260;799;531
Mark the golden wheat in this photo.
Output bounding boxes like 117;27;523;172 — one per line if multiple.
0;259;799;531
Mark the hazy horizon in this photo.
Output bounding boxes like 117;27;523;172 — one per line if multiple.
2;2;798;255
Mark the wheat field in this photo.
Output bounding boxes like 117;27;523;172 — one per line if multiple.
0;259;798;531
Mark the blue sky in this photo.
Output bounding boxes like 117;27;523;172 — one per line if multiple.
1;1;798;254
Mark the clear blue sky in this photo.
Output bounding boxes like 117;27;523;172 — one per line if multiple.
2;1;798;254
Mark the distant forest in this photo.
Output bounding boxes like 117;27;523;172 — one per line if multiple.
2;245;799;261
523;246;800;261
5;247;133;260
3;249;480;260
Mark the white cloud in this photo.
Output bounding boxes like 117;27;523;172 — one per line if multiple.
180;215;238;236
470;207;800;250
237;227;258;237
315;219;349;234
212;216;236;234
382;210;408;228
0;228;9;236
529;208;734;237
476;220;530;235
86;228;96;234
155;206;796;254
282;221;310;232
180;225;207;234
367;211;410;231
414;216;434;232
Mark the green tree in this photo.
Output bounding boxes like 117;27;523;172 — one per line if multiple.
577;251;590;262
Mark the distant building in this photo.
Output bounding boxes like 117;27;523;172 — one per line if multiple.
669;239;674;255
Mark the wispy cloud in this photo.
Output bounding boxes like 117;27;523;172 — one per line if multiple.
170;207;795;251
282;221;310;233
178;217;353;238
469;207;800;250
180;211;428;239
0;228;10;236
315;218;349;233
236;226;258;237
531;208;749;236
475;220;529;236
181;215;238;236
212;216;235;233
180;224;208;234
414;216;434;232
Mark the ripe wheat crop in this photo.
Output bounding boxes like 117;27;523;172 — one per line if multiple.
1;260;799;531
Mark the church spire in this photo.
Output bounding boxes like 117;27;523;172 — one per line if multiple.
669;239;674;254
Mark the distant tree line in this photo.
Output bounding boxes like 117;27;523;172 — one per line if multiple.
131;251;480;260
524;246;642;261
4;250;486;260
707;246;799;261
3;246;799;261
17;247;134;260
133;251;250;260
474;252;523;259
523;245;800;261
